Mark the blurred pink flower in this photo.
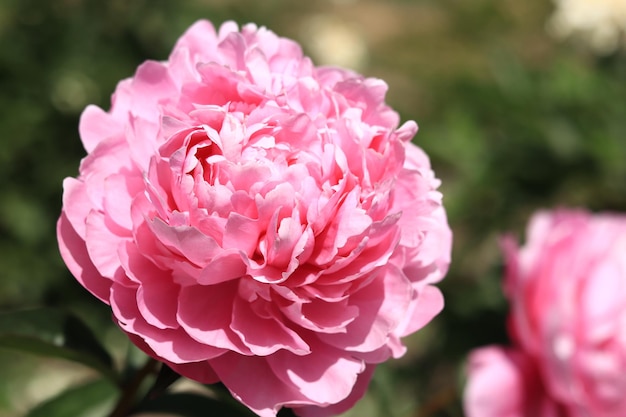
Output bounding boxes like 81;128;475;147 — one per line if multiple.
57;20;451;417
465;346;564;417
465;209;626;417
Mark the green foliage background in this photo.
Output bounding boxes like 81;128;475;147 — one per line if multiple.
0;0;624;416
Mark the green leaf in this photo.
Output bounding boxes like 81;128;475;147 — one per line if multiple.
0;308;117;381
26;378;119;417
135;392;258;417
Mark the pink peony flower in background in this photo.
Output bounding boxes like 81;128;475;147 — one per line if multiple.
465;346;564;417
57;20;451;417
464;209;626;417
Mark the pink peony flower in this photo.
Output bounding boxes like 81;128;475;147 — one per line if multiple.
464;346;565;417
57;20;451;417
464;209;626;417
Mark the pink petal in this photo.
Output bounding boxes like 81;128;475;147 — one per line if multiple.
126;114;160;169
267;341;364;404
395;121;418;142
111;282;224;363
210;353;311;417
582;259;625;341
126;333;220;385
167;360;220;384
177;282;251;355
465;346;527;417
61;178;90;239
129;60;178;120
196;252;247;285
218;31;247;72
79;105;121;153
230;295;310;356
263;213;303;269
245;46;272;89
136;281;180;329
191;63;245;106
310;187;373;266
85;210;127;279
223;212;261;257
315;223;399;285
464;346;562;417
79;135;134;210
172;20;219;63
148;218;220;267
57;213;111;303
293;365;376;417
280;298;358;334
117;240;169;285
319;266;412;354
103;173;144;231
396;285;444;338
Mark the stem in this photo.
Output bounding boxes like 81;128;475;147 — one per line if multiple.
109;357;158;417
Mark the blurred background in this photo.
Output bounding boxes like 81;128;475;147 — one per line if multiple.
1;0;625;416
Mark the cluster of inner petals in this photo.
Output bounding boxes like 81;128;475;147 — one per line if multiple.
128;35;415;308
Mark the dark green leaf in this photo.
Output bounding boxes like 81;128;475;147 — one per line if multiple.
26;378;119;417
0;308;116;381
135;392;258;417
